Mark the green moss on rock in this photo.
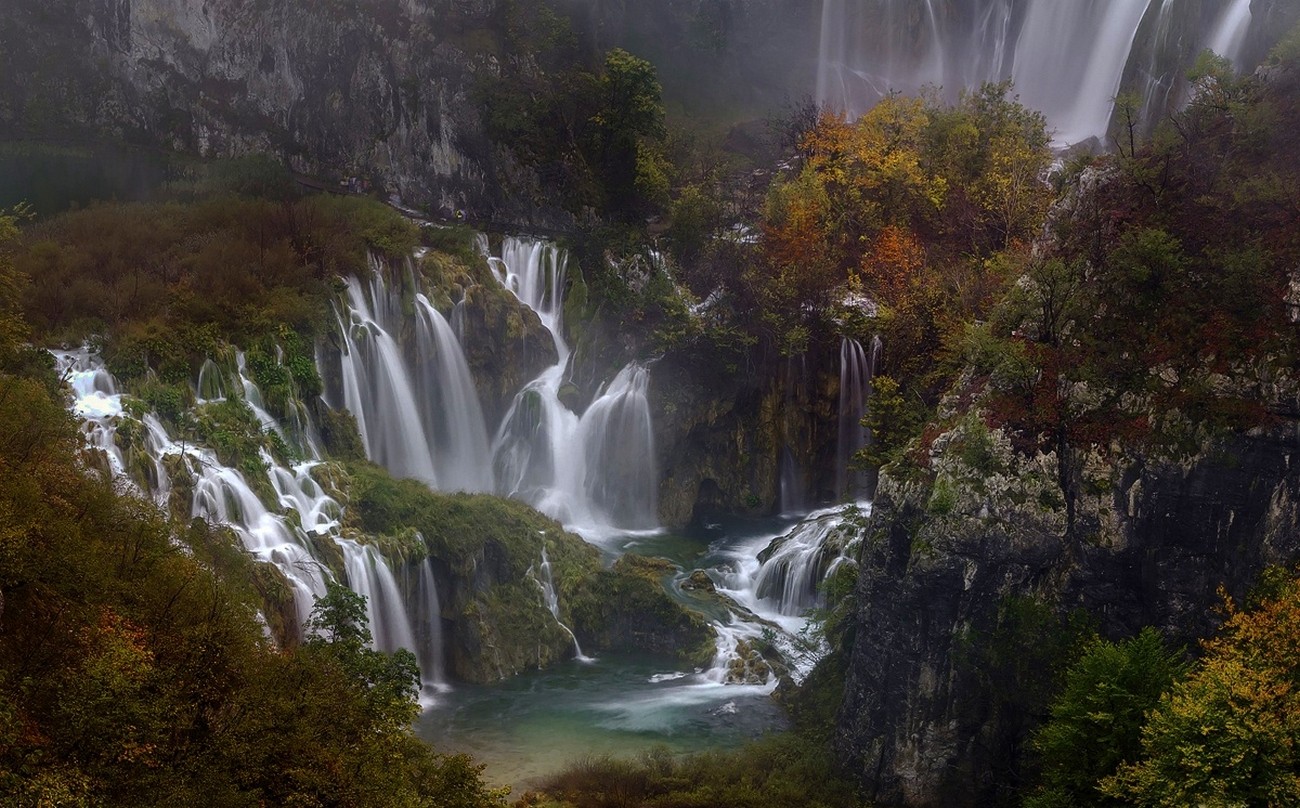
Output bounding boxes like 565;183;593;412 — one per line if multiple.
569;554;716;668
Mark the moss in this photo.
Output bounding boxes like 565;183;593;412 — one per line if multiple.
316;407;366;462
453;581;574;682
312;461;719;680
248;558;299;647
189;398;279;506
569;554;716;668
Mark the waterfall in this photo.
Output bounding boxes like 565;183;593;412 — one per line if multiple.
330;260;495;493
579;365;658;529
411;556;447;692
708;503;867;680
1015;1;1156;145
414;294;493;492
529;547;591;662
340;539;419;655
815;0;1269;145
752;511;857;616
488;237;660;538
335;273;441;486
836;336;879;502
1207;0;1253;66
196;358;226;402
54;349;448;697
778;449;805;515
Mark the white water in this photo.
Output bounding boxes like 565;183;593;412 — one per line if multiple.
414;294;494;492
54;349;447;696
487;237;660;540
530;547;592;662
836;336;880;501
816;0;1263;145
335;270;442;487
1207;0;1253;66
709;503;867;680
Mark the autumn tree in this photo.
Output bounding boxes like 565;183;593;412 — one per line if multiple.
1102;578;1300;806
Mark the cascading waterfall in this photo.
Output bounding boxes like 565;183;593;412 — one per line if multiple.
330;259;495;493
751;510;858;616
335;271;441;486
54;349;448;697
710;503;867;680
778;355;809;515
414;294;493;492
836;336;880;502
816;0;1267;145
778;449;805;516
488;237;660;537
409;557;447;691
529;548;591;661
339;539;420;654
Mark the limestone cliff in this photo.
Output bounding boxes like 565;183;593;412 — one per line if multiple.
834;414;1300;806
1;0;501;214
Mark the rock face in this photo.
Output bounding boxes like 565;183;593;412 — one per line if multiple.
649;346;841;527
0;0;500;213
835;417;1300;806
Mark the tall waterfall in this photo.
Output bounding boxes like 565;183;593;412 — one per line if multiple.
332;260;493;493
817;0;1262;145
836;336;880;502
327;243;657;536
488;237;660;537
1207;0;1254;67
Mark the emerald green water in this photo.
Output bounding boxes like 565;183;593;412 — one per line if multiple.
416;653;787;795
416;519;802;796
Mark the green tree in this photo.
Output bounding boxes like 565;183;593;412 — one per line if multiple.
1027;628;1188;807
1103;580;1300;806
305;580;422;730
591;48;669;219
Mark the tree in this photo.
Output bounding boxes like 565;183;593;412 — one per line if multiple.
1027;628;1188;807
1103;580;1300;806
305;580;422;730
591;48;670;219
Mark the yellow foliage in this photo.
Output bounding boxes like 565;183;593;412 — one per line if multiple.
1103;579;1300;805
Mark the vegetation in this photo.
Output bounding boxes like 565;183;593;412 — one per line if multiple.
0;208;506;807
17;183;417;384
1026;629;1188;808
1101;577;1300;805
477;1;670;222
972;52;1300;530
1017;573;1300;808
524;734;862;808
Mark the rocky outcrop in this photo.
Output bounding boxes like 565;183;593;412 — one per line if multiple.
649;345;840;527
835;416;1300;806
318;461;717;684
0;0;502;213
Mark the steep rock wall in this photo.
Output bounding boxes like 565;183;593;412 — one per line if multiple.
1;0;500;213
834;417;1300;805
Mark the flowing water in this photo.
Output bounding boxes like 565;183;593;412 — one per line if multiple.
836;336;880;502
417;508;866;793
487;237;660;538
53;235;873;791
817;0;1261;144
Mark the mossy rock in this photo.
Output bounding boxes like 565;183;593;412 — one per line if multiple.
681;569;717;593
449;581;575;683
569;554;716;668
